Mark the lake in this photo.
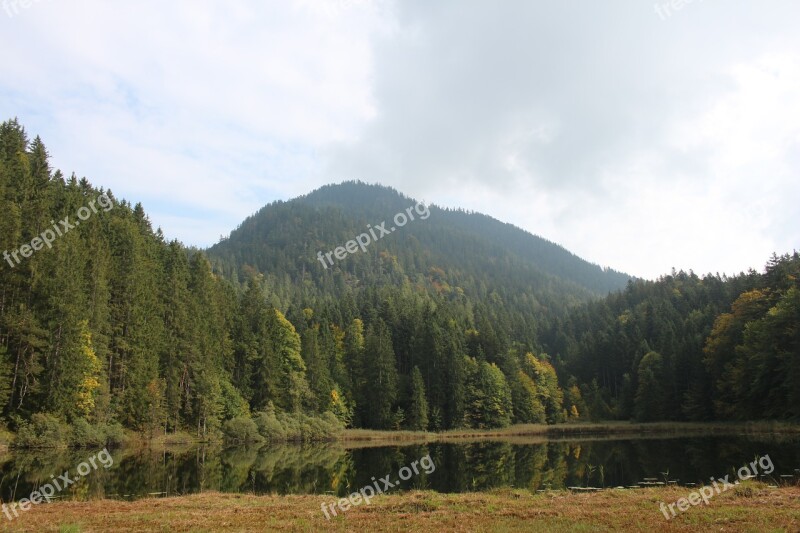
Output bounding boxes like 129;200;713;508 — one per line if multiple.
2;433;799;502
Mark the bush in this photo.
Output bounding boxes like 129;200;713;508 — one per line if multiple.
70;418;125;447
0;424;13;447
103;421;125;445
13;413;70;448
252;408;343;443
222;416;263;445
253;409;286;441
71;418;105;447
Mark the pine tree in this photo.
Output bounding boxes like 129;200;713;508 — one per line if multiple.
406;366;429;430
343;318;365;424
0;345;12;412
301;319;333;412
634;351;666;422
360;320;398;428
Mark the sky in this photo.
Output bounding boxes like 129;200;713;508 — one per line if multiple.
1;0;798;279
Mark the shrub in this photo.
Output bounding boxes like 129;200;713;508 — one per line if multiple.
0;423;12;446
222;416;263;445
13;413;70;448
253;409;286;441
71;418;105;447
70;418;125;447
253;409;343;443
103;421;125;445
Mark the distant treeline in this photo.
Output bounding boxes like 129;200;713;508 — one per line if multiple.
545;253;800;421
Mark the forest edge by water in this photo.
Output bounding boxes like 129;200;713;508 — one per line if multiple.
4;420;800;454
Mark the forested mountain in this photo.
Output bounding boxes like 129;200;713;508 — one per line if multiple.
210;181;630;301
206;182;637;431
1;119;797;448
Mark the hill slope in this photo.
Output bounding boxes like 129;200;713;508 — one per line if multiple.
208;181;631;315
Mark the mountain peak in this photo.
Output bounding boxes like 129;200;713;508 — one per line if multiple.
208;182;631;301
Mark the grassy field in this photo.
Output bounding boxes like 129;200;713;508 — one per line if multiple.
3;483;798;532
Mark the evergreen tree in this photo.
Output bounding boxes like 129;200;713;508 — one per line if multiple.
406;366;429;430
634;351;666;422
360;320;398;428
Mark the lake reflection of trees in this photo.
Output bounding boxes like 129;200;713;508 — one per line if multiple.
1;435;798;501
0;448;118;502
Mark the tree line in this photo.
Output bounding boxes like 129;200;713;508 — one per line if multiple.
544;254;800;421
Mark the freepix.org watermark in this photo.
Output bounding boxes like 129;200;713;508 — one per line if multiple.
2;448;114;522
316;201;430;269
659;454;775;520
3;193;113;268
321;453;435;520
2;0;45;18
654;0;703;21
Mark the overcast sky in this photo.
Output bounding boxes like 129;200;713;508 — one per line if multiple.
1;0;798;279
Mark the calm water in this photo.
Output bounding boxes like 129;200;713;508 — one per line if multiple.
1;434;799;502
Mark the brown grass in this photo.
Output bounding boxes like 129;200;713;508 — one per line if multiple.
4;483;799;532
341;421;800;446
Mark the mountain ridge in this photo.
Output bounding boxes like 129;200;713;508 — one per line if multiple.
208;180;632;300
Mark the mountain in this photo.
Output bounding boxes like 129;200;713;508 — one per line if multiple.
208;181;631;311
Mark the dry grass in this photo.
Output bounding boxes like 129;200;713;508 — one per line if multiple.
5;421;795;453
4;483;799;532
121;430;209;448
341;421;800;446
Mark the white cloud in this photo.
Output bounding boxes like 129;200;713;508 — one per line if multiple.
1;0;798;278
325;0;800;278
1;0;388;240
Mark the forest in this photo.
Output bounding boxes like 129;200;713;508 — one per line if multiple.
1;119;798;447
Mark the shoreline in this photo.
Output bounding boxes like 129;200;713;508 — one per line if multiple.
3;421;800;452
340;420;800;445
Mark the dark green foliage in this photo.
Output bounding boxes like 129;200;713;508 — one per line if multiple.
300;318;334;412
359;320;399;429
545;254;800;422
634;351;666;421
0;345;11;409
220;379;250;420
703;262;800;420
406;366;429;430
